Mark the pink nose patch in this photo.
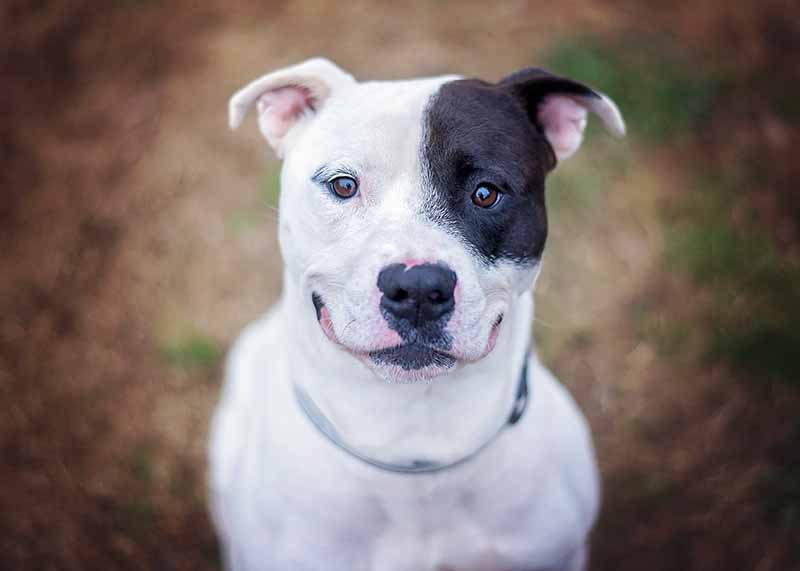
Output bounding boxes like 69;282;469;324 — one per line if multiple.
381;329;403;347
402;258;427;269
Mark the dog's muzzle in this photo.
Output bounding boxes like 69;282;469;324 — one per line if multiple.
369;262;458;372
311;263;465;375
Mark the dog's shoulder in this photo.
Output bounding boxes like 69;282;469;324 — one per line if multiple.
208;306;287;504
223;308;285;401
524;357;601;525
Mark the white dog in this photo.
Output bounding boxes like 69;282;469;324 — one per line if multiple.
209;58;624;571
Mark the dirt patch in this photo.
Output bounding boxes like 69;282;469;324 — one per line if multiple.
1;1;221;568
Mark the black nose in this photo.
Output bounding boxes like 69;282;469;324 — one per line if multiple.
377;263;457;325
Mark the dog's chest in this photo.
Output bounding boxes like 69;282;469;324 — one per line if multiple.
362;479;561;571
231;429;583;571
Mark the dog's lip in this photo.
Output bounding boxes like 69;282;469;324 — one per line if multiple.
318;313;456;361
312;292;504;362
368;342;457;374
312;294;373;355
367;341;453;359
483;314;503;355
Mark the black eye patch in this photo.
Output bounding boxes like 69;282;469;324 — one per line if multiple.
420;79;550;265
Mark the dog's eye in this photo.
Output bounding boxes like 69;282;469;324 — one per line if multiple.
471;184;501;209
328;176;359;199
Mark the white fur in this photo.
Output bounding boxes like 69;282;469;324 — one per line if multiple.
211;58;607;570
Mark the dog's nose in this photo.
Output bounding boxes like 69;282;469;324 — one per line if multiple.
377;263;457;325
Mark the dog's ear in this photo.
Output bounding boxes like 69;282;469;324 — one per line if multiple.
499;68;625;166
229;58;356;156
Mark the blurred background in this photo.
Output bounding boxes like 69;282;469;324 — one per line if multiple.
2;0;799;569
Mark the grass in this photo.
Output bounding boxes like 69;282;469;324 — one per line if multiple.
129;441;157;485
545;36;800;388
119;442;161;535
633;298;691;358
224;166;280;235
545;36;720;143
764;425;800;533
261;168;281;209
160;334;222;370
226;210;263;235
766;469;800;532
546;34;800;545
664;175;800;387
545;135;633;213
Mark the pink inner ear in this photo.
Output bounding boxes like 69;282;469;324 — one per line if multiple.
256;86;314;144
538;95;588;161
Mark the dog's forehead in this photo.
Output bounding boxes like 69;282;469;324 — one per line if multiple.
292;76;457;189
320;76;458;141
306;75;547;182
297;75;549;267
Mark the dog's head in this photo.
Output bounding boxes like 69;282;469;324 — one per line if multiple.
230;58;624;382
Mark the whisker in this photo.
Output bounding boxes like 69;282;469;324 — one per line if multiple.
531;315;567;329
258;200;279;219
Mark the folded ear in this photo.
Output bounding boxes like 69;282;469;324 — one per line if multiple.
228;57;356;156
499;68;625;165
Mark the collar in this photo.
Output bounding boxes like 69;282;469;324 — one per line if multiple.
293;358;530;474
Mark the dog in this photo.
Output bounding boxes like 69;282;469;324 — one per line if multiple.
209;57;624;571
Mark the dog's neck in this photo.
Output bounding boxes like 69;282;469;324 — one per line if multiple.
280;272;534;466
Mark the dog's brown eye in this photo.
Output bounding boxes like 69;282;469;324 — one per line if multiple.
471;184;501;208
328;176;359;199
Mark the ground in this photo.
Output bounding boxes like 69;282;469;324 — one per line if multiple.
1;1;798;569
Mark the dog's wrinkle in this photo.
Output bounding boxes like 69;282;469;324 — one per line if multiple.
257;199;279;220
340;318;358;339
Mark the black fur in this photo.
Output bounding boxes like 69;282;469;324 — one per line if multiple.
420;69;600;265
369;344;456;371
311;292;325;320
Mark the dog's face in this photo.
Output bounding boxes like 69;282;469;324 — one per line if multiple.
230;59;624;382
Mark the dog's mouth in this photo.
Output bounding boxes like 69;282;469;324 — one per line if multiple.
312;292;503;375
368;343;456;371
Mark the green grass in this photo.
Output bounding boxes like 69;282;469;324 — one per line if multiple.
664;175;800;386
764;425;800;533
546;36;800;388
261;168;281;209
664;180;772;284
160;335;222;370
224;167;280;235
119;495;159;530
632;298;691;358
545;36;720;142
548;31;800;552
129;441;157;485
545;135;633;213
119;441;161;534
226;210;263;235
